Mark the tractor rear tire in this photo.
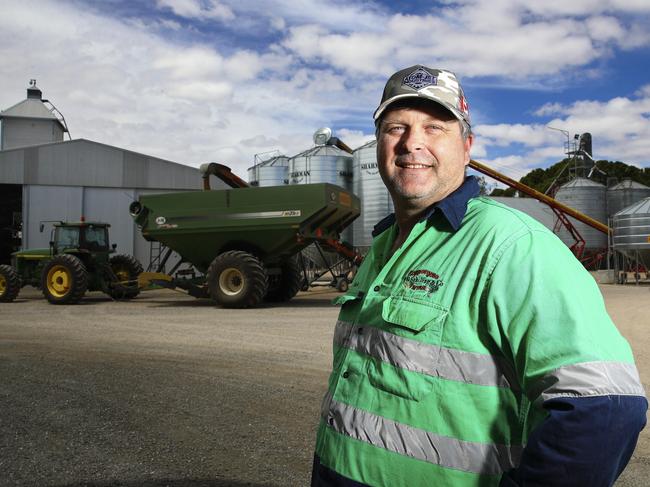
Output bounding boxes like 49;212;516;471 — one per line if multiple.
207;250;268;308
41;254;88;304
265;257;304;302
108;254;144;300
0;265;21;302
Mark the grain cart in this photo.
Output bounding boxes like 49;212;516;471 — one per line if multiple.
0;221;142;304
130;163;360;308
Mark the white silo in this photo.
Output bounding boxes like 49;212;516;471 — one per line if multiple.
555;177;608;250
247;153;289;187
607;179;650;219
352;139;393;250
0;80;69;150
288;128;353;192
289;128;354;243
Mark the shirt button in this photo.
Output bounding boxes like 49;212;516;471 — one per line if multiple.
373;285;380;292
342;371;350;379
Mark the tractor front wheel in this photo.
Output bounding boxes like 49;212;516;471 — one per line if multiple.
107;254;143;300
0;265;21;302
207;251;268;308
41;254;88;304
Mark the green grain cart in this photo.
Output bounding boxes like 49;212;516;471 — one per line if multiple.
130;163;360;308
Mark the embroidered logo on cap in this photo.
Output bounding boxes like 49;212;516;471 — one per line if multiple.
403;67;437;90
403;269;444;294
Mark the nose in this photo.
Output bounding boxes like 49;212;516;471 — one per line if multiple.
400;126;425;153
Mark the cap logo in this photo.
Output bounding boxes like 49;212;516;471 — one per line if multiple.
403;67;437;90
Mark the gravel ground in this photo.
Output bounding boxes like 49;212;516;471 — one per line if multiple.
0;284;648;487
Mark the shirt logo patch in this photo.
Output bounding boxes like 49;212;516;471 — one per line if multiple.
403;67;437;90
403;269;444;294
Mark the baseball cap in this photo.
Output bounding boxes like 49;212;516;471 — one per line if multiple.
373;65;471;127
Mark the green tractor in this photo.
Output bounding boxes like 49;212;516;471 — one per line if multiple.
0;221;142;304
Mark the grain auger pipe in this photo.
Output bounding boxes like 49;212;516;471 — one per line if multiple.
200;162;250;189
469;159;611;235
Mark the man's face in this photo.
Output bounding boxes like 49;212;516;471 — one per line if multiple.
376;101;473;213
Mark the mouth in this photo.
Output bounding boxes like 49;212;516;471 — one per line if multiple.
395;161;433;169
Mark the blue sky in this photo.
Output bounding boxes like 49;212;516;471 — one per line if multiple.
1;0;649;181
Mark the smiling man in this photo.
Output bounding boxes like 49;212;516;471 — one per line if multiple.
311;65;647;487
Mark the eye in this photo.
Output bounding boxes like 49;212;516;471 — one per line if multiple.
385;125;405;134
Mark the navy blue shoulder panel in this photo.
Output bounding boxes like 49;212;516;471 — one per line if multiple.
430;175;480;231
371;176;480;238
371;213;396;237
501;395;647;486
311;455;370;487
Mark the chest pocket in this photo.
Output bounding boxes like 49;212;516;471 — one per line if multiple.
367;296;448;401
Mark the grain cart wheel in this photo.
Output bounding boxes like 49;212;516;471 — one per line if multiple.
107;254;144;300
265;256;304;302
207;250;268;308
0;265;21;302
41;254;88;304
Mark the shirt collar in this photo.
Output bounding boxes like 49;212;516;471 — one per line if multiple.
372;176;480;237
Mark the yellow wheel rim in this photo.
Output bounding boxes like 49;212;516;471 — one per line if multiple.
47;265;72;298
114;268;130;282
0;275;6;296
219;267;244;296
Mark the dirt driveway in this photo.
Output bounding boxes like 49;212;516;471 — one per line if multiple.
0;284;648;486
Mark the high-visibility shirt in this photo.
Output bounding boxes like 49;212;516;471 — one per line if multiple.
312;176;646;487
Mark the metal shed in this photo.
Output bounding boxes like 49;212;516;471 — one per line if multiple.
0;138;224;267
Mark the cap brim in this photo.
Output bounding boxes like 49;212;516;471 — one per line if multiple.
373;93;465;124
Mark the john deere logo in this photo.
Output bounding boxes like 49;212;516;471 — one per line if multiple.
403;269;444;294
403;68;437;90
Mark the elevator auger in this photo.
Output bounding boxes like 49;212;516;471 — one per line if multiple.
469;159;610;260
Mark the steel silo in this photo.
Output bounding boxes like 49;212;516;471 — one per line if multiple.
612;198;650;257
289;144;352;190
289;131;353;243
352;139;393;250
607;179;650;218
247;155;289;187
555;177;608;250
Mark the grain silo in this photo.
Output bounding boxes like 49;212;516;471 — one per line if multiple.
247;154;289;187
289;128;353;191
352;139;393;250
554;177;608;250
612;197;650;282
607;179;650;218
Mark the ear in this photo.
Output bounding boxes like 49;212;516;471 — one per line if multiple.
463;134;473;166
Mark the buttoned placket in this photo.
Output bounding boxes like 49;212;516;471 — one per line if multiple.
326;217;433;427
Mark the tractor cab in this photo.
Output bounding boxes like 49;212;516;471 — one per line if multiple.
51;222;113;254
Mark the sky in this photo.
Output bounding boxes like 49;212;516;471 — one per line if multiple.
1;0;649;182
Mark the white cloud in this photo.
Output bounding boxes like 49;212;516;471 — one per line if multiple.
1;0;648;184
475;90;650;171
156;0;235;21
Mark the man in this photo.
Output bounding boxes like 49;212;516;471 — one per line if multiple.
311;65;647;486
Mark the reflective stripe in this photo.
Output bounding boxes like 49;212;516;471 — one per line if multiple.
532;361;646;403
321;391;522;476
334;320;518;390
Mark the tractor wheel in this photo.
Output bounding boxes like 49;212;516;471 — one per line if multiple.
107;254;144;300
0;265;21;302
207;250;268;308
41;254;88;304
265;257;304;302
